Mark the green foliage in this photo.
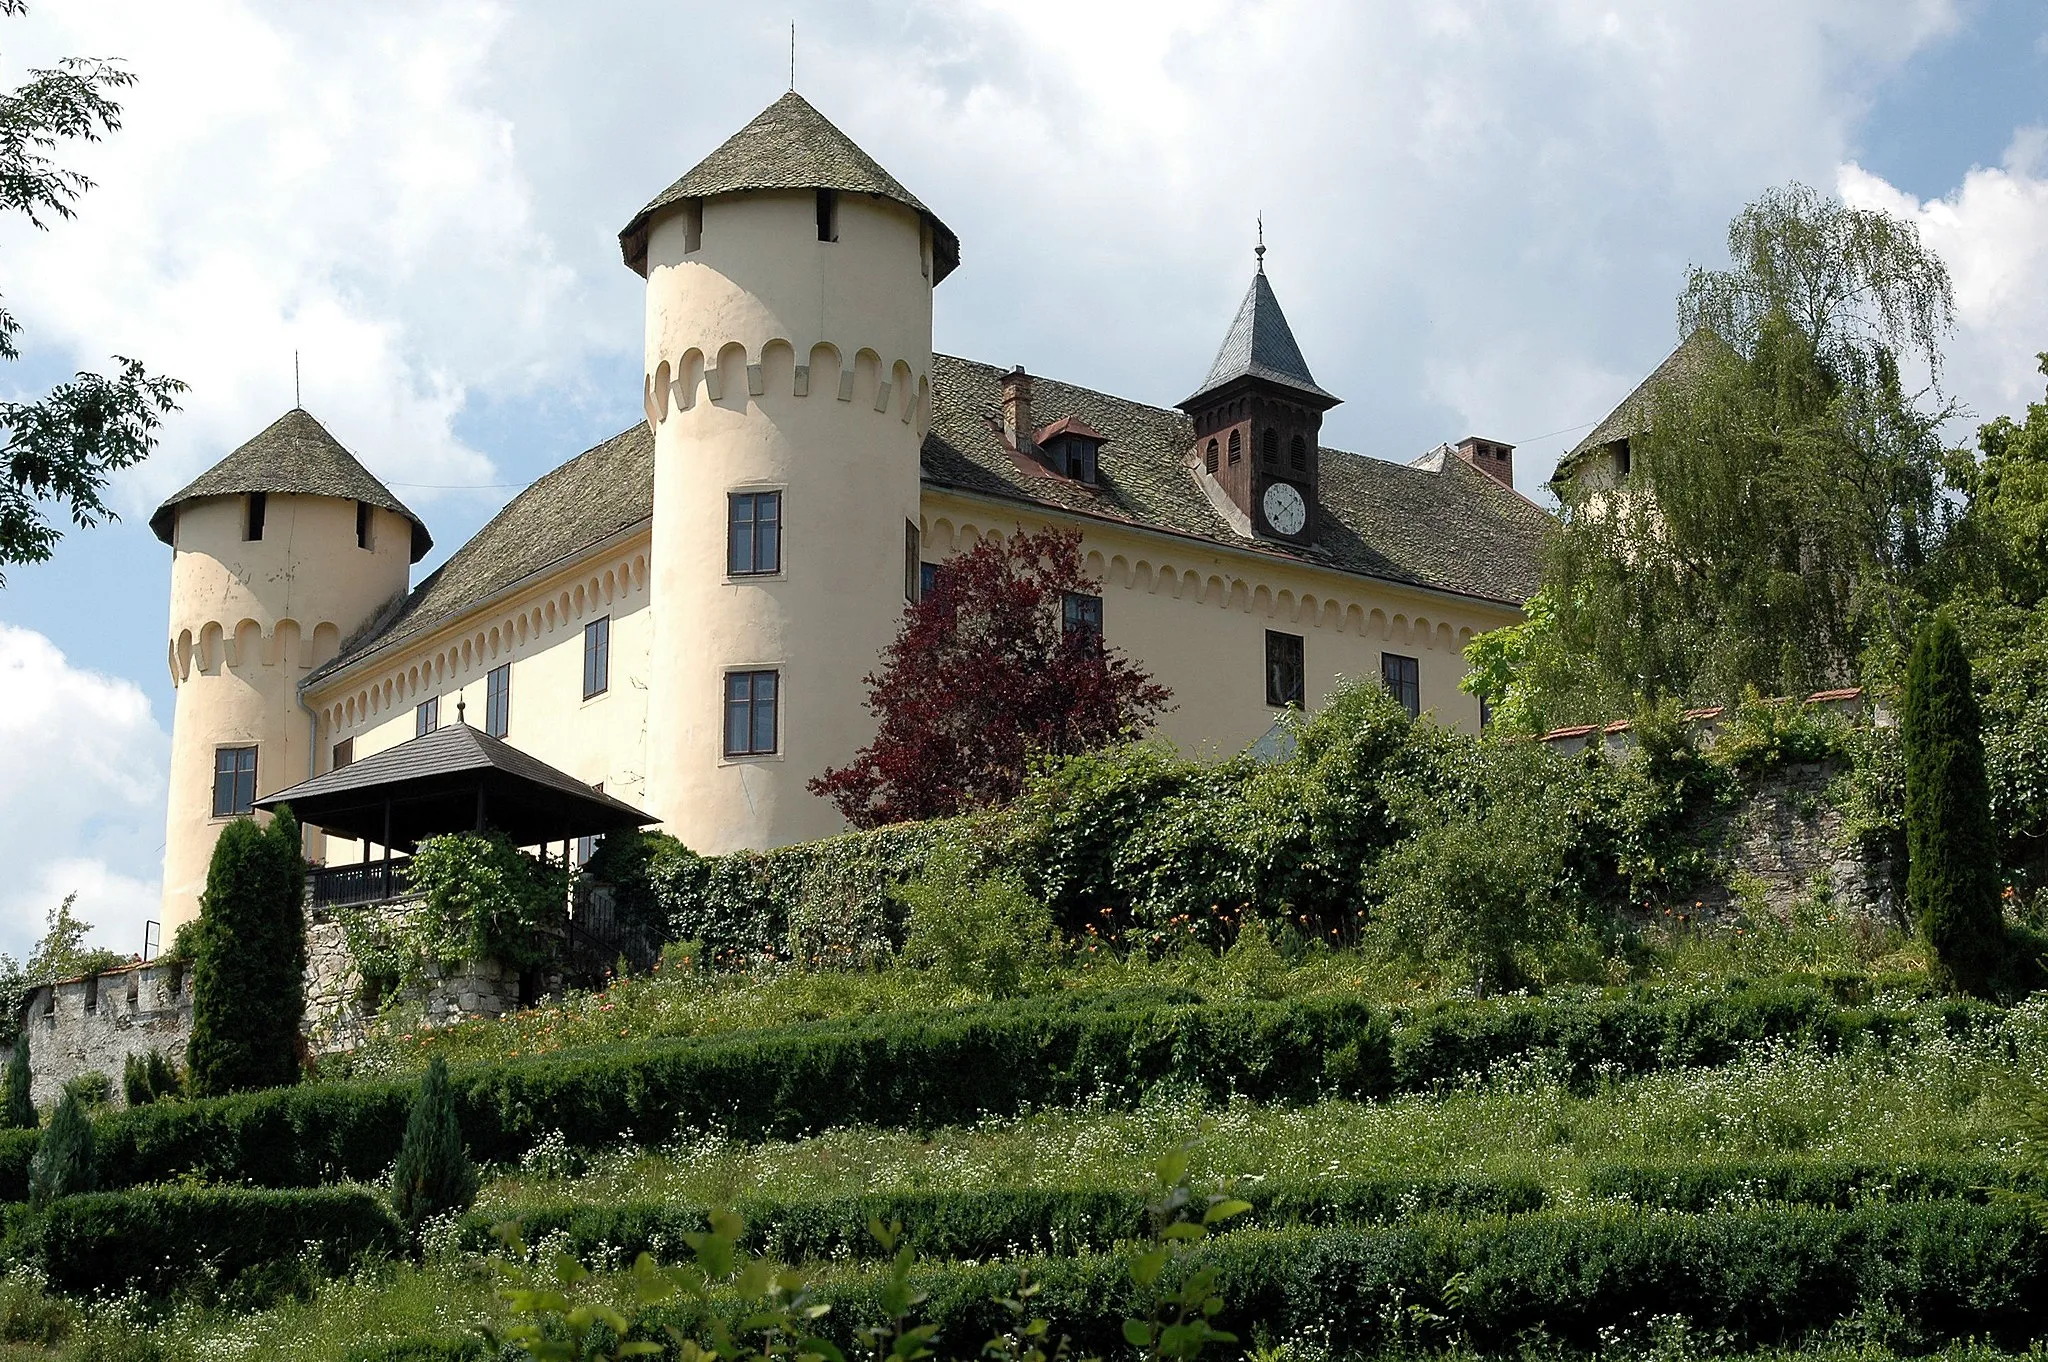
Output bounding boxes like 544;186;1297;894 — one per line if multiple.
2;1032;34;1130
1713;688;1854;778
122;1047;181;1107
1948;352;2048;606
3;1184;402;1300
391;1055;479;1235
897;845;1059;997
27;1089;93;1207
59;1069;108;1110
400;831;570;974
1459;587;1608;737
187;808;307;1096
1904;613;2007;995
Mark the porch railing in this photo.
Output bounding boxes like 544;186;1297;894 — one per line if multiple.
309;856;413;909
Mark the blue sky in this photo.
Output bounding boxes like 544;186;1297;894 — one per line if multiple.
2;0;2045;959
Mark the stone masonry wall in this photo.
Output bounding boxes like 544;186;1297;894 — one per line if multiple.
1695;762;1901;929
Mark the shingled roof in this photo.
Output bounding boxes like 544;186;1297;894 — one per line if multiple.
619;91;959;283
150;408;432;561
313;422;653;682
1183;270;1337;407
316;355;1549;685
923;355;1549;605
1552;327;1735;486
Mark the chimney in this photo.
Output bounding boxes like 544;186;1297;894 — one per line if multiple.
1001;366;1034;451
1454;435;1515;489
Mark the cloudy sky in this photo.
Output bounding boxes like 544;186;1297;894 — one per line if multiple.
1;0;2045;960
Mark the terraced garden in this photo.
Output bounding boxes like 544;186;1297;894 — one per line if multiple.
0;954;2042;1362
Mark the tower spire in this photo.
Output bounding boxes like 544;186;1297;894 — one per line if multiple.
1255;214;1265;274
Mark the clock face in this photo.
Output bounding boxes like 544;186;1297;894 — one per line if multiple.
1261;480;1308;536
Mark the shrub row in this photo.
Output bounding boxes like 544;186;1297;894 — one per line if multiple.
1;1185;401;1299
799;1200;2048;1358
460;1172;1547;1265
0;984;1995;1200
1588;1158;2045;1211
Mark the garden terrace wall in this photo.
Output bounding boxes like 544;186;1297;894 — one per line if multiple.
0;985;1989;1200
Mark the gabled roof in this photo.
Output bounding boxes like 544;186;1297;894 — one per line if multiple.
149;408;432;562
312;355;1550;689
619;91;959;283
1181;271;1338;408
256;720;655;848
1552;327;1735;485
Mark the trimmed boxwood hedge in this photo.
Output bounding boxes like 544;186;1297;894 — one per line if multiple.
1588;1158;2044;1211
2;1185;402;1298
460;1172;1547;1265
0;985;1997;1200
800;1200;2048;1358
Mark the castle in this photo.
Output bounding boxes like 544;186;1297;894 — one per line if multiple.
152;91;1553;929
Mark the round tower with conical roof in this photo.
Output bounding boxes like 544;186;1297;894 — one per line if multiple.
619;92;957;854
152;408;429;929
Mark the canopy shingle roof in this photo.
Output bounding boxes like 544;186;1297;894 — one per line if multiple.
619;91;959;283
1182;271;1337;408
150;408;431;561
1552;327;1735;486
315;354;1549;686
256;720;655;849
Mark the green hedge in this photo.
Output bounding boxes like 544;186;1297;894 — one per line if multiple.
0;985;1991;1200
342;1341;495;1362
461;1172;1546;1265
1589;1158;2045;1211
2;1185;401;1298
802;1200;2048;1357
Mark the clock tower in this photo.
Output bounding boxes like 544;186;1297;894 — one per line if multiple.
1178;243;1340;545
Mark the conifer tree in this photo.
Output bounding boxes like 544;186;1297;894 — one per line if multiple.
1902;611;2007;994
186;808;307;1096
2;1034;34;1130
27;1089;94;1207
390;1054;477;1235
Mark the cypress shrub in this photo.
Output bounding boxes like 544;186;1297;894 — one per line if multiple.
122;1049;182;1107
188;807;308;1096
27;1091;94;1208
1903;612;2007;995
2;1034;34;1130
390;1055;477;1233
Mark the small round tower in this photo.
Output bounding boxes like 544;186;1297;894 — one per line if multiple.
620;92;958;854
151;408;429;930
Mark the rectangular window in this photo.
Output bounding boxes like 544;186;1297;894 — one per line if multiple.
1062;591;1103;639
905;521;921;602
920;561;940;598
724;669;779;757
416;696;439;737
1479;694;1494;730
1381;652;1420;718
816;187;838;241
1265;631;1304;708
485;664;510;738
727;490;782;576
245;492;266;542
212;745;258;817
1614;438;1632;479
355;500;372;550
331;737;353;769
584;616;610;699
682;197;703;253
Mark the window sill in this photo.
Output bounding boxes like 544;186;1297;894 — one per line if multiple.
718;752;784;767
725;571;787;585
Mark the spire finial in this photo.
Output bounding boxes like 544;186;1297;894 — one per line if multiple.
456;694;466;725
790;23;796;90
294;350;301;409
1254;214;1265;274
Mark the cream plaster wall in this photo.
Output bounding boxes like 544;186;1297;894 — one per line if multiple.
305;537;654;865
161;493;411;928
639;190;932;854
919;491;1517;754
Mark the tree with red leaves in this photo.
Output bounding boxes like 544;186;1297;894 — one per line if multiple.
811;526;1172;827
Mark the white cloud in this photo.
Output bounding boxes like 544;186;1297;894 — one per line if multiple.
0;624;169;960
1838;128;2048;431
0;0;587;519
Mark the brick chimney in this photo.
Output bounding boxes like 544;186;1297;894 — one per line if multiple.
1001;366;1034;452
1454;435;1515;489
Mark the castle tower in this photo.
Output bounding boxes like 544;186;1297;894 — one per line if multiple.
151;409;429;929
619;92;958;853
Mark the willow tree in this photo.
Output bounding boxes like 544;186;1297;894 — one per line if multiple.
1543;183;1958;711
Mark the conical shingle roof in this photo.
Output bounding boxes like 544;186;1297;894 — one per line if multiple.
1182;270;1338;408
619;91;959;282
1551;327;1737;486
149;408;431;562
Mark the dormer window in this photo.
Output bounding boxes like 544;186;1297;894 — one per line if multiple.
1032;417;1108;486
